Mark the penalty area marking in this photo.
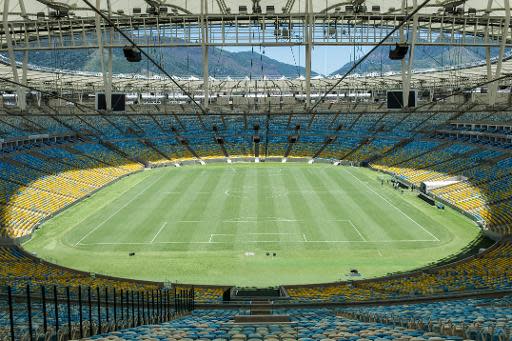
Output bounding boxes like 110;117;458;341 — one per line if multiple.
329;219;367;241
209;232;303;243
344;169;440;242
150;222;168;244
79;239;440;246
223;218;302;223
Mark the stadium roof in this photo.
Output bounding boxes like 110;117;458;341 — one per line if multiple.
0;55;510;94
1;0;509;19
1;0;511;111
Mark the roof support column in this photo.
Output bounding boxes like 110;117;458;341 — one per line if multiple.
489;0;510;105
485;0;493;104
403;0;418;108
20;48;28;108
94;0;113;111
18;0;26;18
305;0;313;109
201;0;209;109
3;0;26;110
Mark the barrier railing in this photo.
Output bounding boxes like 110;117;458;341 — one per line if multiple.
0;284;194;341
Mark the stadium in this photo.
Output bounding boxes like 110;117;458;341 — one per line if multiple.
1;0;512;339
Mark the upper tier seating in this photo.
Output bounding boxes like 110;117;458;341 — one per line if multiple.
0;143;143;238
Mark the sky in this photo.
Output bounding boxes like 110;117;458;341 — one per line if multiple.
224;45;371;75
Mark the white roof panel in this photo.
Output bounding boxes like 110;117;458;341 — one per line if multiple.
1;0;508;19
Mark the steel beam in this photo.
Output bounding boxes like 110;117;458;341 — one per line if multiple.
3;0;26;110
0;14;511;52
403;0;419;108
94;0;112;110
201;0;209;109
305;0;313;109
489;0;510;105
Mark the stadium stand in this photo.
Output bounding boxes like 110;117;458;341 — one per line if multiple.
73;304;512;341
339;296;512;340
0;142;143;238
2;113;511;237
1;112;512;340
0;246;160;290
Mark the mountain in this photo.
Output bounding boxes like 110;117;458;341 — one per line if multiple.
6;34;500;78
9;46;314;78
330;44;500;76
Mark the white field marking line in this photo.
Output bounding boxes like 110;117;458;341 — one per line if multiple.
209;233;305;243
163;191;211;194
223;219;302;223
377;249;383;257
299;239;438;243
81;239;439;246
328;219;367;241
74;174;165;246
172;188;348;195
347;220;367;242
223;220;256;223
345;169;440;242
150;222;168;244
212;232;300;236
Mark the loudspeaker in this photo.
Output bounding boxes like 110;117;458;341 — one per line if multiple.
96;93;126;112
389;44;409;60
387;90;417;109
123;46;142;62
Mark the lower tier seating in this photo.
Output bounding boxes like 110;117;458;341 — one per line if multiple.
285;240;512;302
0;246;159;290
77;306;511;341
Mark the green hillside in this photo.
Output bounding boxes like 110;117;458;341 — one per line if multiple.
331;43;501;75
11;46;313;78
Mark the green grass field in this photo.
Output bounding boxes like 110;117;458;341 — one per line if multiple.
23;163;480;286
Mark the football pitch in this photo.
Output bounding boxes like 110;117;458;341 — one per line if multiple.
24;163;480;286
